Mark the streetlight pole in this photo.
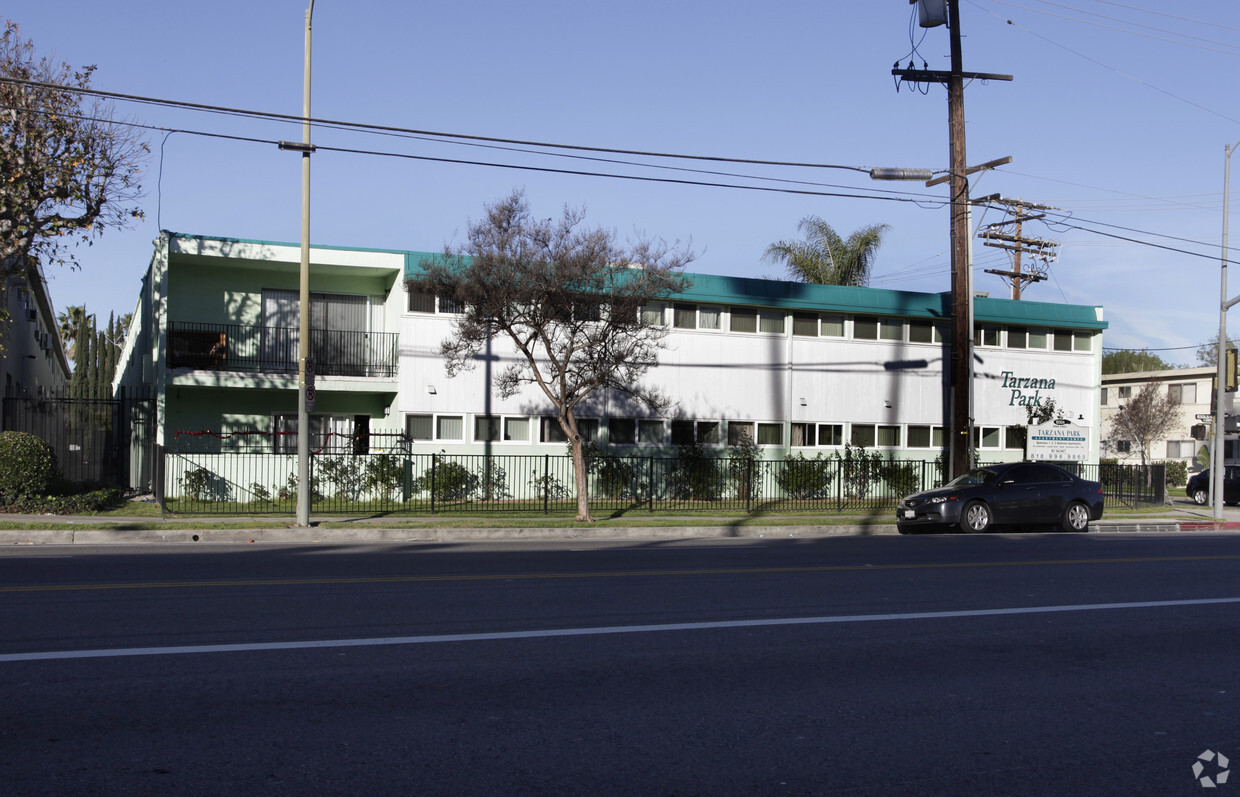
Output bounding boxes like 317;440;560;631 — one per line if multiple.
1214;139;1240;522
296;1;315;527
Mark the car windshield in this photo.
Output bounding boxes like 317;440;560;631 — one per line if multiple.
945;468;998;487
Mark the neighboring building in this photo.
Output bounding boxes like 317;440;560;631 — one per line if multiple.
1;258;71;400
115;232;1109;498
1100;367;1233;472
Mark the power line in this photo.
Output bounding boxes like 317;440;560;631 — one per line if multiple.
0;75;880;173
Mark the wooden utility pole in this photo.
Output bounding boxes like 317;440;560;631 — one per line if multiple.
979;198;1059;300
893;0;1011;479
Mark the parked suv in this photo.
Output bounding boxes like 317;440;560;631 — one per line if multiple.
1186;466;1240;505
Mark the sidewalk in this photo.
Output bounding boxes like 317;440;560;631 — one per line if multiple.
1;501;1239;545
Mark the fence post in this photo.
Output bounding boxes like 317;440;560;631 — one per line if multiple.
746;458;753;512
154;443;167;515
648;457;654;512
543;454;549;515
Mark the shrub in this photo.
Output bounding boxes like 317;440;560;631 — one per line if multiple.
0;431;58;499
728;431;760;500
669;441;723;501
365;454;405;501
878;458;919;497
318;456;368;501
775;453;834;499
411;459;479;502
1162;459;1188;488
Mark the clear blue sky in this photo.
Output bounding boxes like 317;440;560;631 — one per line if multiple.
8;1;1240;366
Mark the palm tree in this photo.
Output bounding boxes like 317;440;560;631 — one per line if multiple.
764;216;890;287
57;305;87;358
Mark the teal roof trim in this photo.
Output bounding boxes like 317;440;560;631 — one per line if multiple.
167;233;1105;331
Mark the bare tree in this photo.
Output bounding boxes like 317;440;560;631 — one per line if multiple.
1108;382;1179;469
408;190;694;521
0;21;146;286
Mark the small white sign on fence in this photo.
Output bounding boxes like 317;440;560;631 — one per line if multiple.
1027;419;1089;462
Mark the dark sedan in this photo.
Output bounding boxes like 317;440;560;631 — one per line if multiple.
896;461;1104;534
1185;466;1240;505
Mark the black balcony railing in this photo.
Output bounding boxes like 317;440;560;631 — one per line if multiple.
168;322;398;377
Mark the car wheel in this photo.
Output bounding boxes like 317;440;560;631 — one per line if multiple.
1061;501;1090;532
1192;489;1208;505
960;501;991;533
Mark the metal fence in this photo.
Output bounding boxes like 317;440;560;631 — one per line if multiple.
2;391;155;488
158;449;1168;515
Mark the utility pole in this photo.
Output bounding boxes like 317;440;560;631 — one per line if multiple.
979;198;1059;300
894;0;1011;478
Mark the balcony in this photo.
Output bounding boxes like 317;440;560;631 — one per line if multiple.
168;322;398;378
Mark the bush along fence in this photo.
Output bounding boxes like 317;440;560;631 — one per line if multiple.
156;442;1167;516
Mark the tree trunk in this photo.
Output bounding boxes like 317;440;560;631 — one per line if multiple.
561;411;594;522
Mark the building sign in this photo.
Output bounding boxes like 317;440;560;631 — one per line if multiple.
1001;370;1056;407
1027;419;1088;462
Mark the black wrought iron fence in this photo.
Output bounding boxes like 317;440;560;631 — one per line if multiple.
159;451;1163;516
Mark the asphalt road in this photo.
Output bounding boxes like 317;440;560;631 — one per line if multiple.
2;532;1239;796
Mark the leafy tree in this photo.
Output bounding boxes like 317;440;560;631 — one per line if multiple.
408;190;693;522
763;216;889;286
0;21;146;284
1102;349;1172;375
1107;382;1179;469
1196;332;1237;368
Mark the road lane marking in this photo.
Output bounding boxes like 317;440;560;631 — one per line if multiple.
3;596;1240;663
4;553;1240;594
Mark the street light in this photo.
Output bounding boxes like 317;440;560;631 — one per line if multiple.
1213;139;1240;522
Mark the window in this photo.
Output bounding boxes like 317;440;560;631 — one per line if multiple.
728;421;755;446
853;317;878;340
273;414;363;453
638;420;664;445
1168;383;1197;404
674;304;697;330
1053;330;1073;352
1074;332;1092;352
973;426;1002;449
609;418;637;445
792;314;819;337
907;425;943;448
698;306;722;330
1101;388;1108;405
853;316;902;341
407;288;435;313
474;416;502;442
541;417;567;443
1005;426;1026;450
817;424;843;446
1028;328;1048;349
407;289;461;314
821;314;845;337
697;421;721;445
1115;440;1132;454
757;422;783;446
406;414;433;441
1166;440;1194;458
880;320;904;341
758;311;785;334
791;423;815;446
640;303;664;325
1007;327;1027;349
437;416;463;440
851;424;898;447
974;325;1000;347
542;417;600;443
1118;386;1132;399
504;417;529;442
909;321;943;344
671;420;695;445
876;425;900;447
730;309;757;333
